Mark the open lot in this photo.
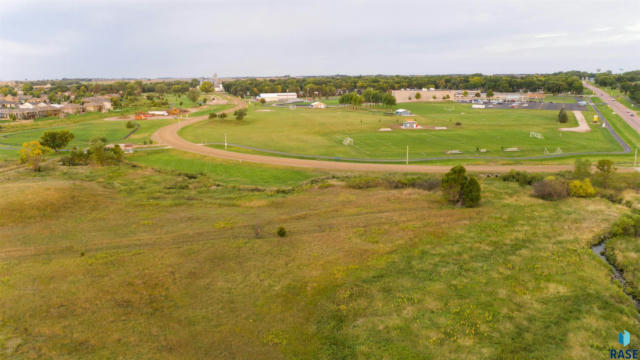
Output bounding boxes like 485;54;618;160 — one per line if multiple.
1;162;640;358
179;102;621;161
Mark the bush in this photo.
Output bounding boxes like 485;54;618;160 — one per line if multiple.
126;121;136;129
558;108;569;123
441;165;481;207
208;112;218;119
568;179;596;197
500;170;543;186
441;165;467;203
599;189;624;204
277;226;287;237
610;213;640;237
60;148;89;166
532;178;568;201
573;158;591;179
461;176;481;207
345;176;380;189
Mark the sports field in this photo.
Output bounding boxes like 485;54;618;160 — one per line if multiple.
179;102;621;160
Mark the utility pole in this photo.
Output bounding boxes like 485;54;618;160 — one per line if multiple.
406;145;409;165
225;133;228;150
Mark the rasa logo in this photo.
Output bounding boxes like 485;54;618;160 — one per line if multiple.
610;330;639;359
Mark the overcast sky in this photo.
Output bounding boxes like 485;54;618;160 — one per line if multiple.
0;0;639;80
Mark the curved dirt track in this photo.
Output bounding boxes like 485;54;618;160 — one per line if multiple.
151;96;628;174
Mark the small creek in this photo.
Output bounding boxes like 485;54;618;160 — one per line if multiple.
592;240;640;313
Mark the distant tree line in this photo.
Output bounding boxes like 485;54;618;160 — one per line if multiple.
594;70;640;105
224;72;589;98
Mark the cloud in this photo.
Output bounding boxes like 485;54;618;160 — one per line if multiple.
534;33;568;39
625;23;640;32
0;38;62;56
592;27;612;32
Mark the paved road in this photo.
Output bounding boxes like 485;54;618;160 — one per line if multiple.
151;95;633;174
584;81;640;134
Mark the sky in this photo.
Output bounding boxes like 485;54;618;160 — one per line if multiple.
0;0;639;80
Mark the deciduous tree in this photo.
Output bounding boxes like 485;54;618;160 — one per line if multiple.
19;141;51;171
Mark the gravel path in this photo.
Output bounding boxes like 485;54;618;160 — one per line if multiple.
560;111;590;132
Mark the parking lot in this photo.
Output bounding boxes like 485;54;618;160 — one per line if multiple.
458;100;588;111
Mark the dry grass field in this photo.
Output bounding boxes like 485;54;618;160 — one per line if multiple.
1;160;639;359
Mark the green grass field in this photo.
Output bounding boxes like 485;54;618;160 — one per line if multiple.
128;149;323;187
544;95;578;103
188;104;233;118
179;102;621;160
0;117;176;148
1;163;639;358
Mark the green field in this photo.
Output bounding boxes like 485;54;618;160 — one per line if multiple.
188;104;233;118
0;117;176;149
128;149;323;187
544;95;578;103
179;102;621;160
2;162;640;358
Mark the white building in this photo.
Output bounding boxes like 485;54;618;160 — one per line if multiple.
257;93;298;103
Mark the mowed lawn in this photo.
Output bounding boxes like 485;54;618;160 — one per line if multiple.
0;164;639;358
0;117;176;148
544;95;578;103
179;102;620;160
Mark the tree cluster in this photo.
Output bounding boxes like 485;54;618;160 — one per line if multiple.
223;72;588;98
595;70;640;105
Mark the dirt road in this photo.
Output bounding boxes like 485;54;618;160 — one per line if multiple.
151;95;629;174
560;111;590;133
584;81;640;133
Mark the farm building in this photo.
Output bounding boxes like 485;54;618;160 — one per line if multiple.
257;93;298;103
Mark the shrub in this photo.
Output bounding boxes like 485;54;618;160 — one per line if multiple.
441;165;467;203
532;178;568;201
345;176;380;189
441;165;481;207
599;189;624;204
126;121;136;129
595;159;616;188
573;158;591;179
455;121;462;126
461;175;481;207
208;112;218;119
558;107;569;123
500;170;543;186
234;108;248;120
568;179;596;197
277;226;287;237
610;213;640;237
61;148;89;166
